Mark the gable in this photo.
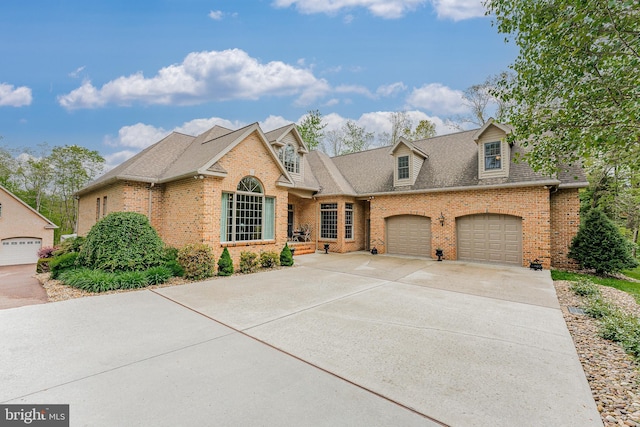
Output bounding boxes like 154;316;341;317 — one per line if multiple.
216;129;293;193
0;186;57;229
475;122;511;180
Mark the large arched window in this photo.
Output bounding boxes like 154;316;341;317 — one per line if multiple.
221;176;275;242
279;144;300;174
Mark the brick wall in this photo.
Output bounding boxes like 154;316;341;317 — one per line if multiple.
369;186;552;268
550;188;581;269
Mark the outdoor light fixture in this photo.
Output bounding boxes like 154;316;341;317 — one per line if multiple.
438;212;445;226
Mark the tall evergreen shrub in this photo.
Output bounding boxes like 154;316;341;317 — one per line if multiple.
280;243;294;267
218;247;234;276
569;209;638;275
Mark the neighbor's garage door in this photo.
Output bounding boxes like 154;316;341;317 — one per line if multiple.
457;214;522;266
386;215;431;257
0;238;42;266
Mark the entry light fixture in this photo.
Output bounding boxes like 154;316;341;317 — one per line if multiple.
438;212;445;227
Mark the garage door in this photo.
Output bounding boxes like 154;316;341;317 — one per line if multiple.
0;238;42;266
386;215;431;257
457;214;522;265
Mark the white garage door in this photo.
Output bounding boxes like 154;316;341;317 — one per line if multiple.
386;215;431;257
0;238;42;266
457;214;522;266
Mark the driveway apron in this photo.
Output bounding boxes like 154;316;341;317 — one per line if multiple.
0;264;47;309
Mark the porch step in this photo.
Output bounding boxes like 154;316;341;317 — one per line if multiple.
289;242;315;255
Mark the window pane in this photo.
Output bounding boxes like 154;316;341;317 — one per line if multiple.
235;193;263;241
345;203;353;239
320;203;338;239
264;197;275;240
398;156;409;180
484;142;501;170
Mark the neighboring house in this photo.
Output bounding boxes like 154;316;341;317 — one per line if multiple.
76;119;587;269
0;185;58;266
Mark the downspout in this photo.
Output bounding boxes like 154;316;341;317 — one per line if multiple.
148;183;155;220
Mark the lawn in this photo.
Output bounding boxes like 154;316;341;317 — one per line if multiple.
552;267;640;302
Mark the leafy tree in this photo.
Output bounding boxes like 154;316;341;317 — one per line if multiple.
569;209;638;275
448;73;512;130
485;0;640;174
49;145;104;234
77;212;165;272
13;144;52;212
407;119;437;140
380;112;437;145
323;120;374;156
297;109;326;150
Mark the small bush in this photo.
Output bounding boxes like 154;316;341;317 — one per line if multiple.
177;244;215;280
585;297;615;319
164;260;185;277
217;247;234;276
49;252;79;279
38;246;57;259
145;266;173;285
163;246;179;262
280;243;293;267
36;258;51;273
53;237;85;257
239;251;259;274
260;251;280;269
570;279;599;297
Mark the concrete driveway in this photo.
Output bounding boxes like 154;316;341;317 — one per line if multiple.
0;253;601;426
0;264;47;309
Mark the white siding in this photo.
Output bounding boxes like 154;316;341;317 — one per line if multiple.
477;125;510;179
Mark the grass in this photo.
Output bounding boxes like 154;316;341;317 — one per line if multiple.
552;269;640;303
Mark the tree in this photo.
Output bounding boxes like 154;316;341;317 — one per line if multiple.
569;209;638;275
322;120;374;156
485;0;640;175
379;112;437;145
297;109;326;150
48;145;104;234
449;73;512;130
13;144;52;212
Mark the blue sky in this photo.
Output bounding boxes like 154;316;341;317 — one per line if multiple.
0;0;516;169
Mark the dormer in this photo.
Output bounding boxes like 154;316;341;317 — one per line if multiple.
389;137;428;187
473;118;512;180
266;124;309;182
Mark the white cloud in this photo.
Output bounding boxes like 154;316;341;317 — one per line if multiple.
430;0;485;21
69;66;86;78
104;123;170;149
376;82;407;97
0;83;32;107
406;83;466;115
260;115;292;132
58;49;331;109
208;10;223;20
335;84;375;98
272;0;426;19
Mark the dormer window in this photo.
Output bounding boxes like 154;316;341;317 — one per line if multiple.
397;156;410;180
279;144;300;174
484;141;502;170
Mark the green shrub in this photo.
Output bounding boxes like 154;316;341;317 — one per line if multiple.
585;297;615;319
570;279;599;297
114;271;148;289
36;258;51;273
239;251;259;274
164;260;185;277
177;244;215;280
260;251;280;269
144;266;173;285
217;247;234;276
53;236;85;257
77;212;165;272
49;252;79;279
163;246;179;262
59;268;115;293
569;209;638;275
280;243;293;267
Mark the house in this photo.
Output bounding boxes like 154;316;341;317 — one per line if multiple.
76;119;587;269
0;185;58;266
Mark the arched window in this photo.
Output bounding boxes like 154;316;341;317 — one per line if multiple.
221;176;275;242
279;144;300;174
